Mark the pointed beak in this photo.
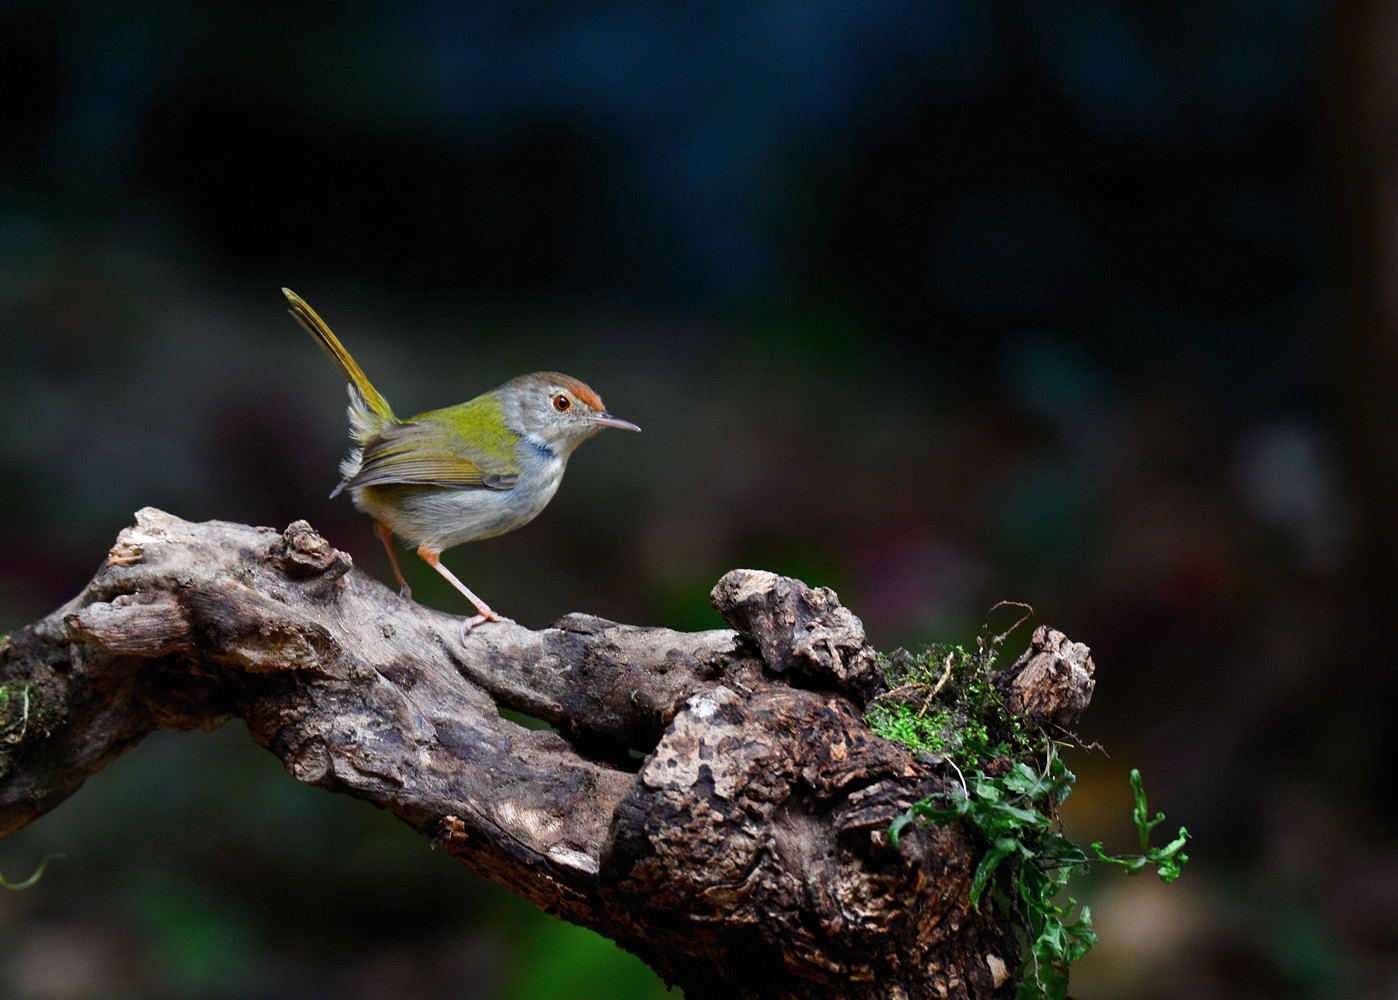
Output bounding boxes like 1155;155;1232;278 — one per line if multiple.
588;412;642;432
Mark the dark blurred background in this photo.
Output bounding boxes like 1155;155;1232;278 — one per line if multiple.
2;2;1396;998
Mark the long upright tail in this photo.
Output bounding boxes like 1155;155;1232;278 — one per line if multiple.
283;288;396;423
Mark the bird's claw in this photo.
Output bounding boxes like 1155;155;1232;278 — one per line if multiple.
459;611;515;641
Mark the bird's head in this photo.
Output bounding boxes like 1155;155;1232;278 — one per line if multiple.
502;372;641;456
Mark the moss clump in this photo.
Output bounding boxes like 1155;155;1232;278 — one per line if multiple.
866;635;1030;773
0;682;33;733
0;676;60;745
863;701;964;758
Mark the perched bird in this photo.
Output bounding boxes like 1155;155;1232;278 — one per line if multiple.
284;288;640;629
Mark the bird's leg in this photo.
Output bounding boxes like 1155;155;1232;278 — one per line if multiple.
415;545;515;633
374;521;412;599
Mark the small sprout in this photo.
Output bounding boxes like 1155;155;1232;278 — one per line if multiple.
1090;769;1191;883
1;854;64;891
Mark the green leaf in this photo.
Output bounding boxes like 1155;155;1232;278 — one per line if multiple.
974;799;1053;835
887;813;912;851
1036;831;1091;870
1058;903;1098;963
1091;771;1191;884
1090;841;1147;873
969;837;1017;908
1152;828;1191;882
1129;768;1166;849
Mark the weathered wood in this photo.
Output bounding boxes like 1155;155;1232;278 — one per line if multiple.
0;508;1094;999
995;626;1096;732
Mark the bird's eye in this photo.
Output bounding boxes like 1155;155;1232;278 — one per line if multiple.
552;393;572;412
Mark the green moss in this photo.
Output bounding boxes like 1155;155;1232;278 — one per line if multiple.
864;702;957;756
866;638;1030;773
0;681;29;718
0;679;57;743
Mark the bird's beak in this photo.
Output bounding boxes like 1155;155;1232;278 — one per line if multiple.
588;412;641;432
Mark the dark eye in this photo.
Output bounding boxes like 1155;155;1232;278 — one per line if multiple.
552;393;571;412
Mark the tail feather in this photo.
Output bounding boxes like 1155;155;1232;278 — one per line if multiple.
283;288;396;425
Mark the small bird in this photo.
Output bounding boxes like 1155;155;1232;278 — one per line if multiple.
283;288;640;629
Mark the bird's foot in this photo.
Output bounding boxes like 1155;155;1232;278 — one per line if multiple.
459;610;515;641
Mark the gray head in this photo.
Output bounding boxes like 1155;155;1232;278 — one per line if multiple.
500;371;641;457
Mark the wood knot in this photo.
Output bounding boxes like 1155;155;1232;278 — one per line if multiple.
275;521;352;581
710;569;880;704
994;625;1096;730
288;738;331;784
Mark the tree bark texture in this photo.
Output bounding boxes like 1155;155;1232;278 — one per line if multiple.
0;509;1095;999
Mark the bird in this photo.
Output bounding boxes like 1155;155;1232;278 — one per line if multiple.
283;288;640;629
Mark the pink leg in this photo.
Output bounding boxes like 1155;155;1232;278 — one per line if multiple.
416;545;514;632
374;522;412;598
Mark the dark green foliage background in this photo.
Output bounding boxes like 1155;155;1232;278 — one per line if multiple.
2;3;1392;998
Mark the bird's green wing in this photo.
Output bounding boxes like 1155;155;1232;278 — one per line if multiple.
341;418;520;492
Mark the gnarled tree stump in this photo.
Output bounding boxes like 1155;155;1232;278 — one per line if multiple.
0;509;1094;999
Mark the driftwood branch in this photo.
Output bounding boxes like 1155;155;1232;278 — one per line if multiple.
0;509;1094;999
